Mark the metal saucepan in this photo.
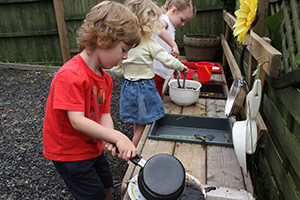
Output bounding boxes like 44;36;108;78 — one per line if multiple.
224;77;248;117
225;44;249;117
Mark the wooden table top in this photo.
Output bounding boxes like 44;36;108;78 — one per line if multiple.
120;72;255;200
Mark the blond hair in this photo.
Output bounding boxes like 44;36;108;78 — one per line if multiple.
124;0;163;37
163;0;196;16
77;1;141;52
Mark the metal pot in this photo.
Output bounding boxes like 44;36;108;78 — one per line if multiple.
225;77;248;117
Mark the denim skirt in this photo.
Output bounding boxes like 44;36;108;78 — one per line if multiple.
120;78;165;125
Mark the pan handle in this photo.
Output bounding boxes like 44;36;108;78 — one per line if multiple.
130;154;146;168
114;145;146;167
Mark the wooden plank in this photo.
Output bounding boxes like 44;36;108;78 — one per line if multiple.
263;94;300;180
206;99;226;118
223;10;282;78
277;86;300;127
206;146;245;190
222;24;230;70
0;62;60;71
0;30;58;38
204;185;254;200
221;34;242;79
120;125;151;199
205;98;246;190
282;0;297;70
248;30;282;78
0;0;44;3
182;98;206;116
174;142;206;184
290;0;300;62
264;132;299;200
53;0;71;63
180;98;206;184
163;95;182;114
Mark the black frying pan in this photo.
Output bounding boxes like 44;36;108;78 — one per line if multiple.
132;153;186;200
117;149;186;200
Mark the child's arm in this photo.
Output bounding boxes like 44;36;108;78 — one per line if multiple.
159;29;179;58
110;64;125;76
67;111;136;161
150;39;188;74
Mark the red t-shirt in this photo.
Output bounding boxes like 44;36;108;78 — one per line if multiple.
43;54;113;161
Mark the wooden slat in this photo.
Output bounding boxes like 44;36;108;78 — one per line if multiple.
263;94;300;180
206;99;226;118
180;98;207;184
223;10;282;78
53;0;71;63
277;87;300;130
205;97;248;190
182;98;206;116
222;24;230;70
263;132;299;200
174;143;206;184
162;95;182;114
248;30;282;78
207;146;245;190
290;0;300;62
0;30;58;38
282;0;297;70
221;34;242;79
204;185;255;200
120;125;151;199
0;62;60;71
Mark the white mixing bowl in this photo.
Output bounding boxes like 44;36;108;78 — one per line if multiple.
168;79;202;106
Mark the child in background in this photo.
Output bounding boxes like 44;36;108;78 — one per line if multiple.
154;0;196;96
43;1;141;200
111;0;188;147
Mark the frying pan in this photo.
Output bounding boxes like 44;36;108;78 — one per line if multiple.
132;153;186;200
117;148;186;200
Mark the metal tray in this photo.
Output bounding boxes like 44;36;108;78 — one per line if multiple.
199;83;227;99
164;83;227;99
148;114;233;146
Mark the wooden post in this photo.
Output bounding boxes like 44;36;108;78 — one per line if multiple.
222;24;230;70
253;0;267;37
53;0;71;63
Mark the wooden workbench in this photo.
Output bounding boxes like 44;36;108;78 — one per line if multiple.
121;71;255;200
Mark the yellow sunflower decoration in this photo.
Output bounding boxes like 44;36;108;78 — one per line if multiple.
233;0;258;44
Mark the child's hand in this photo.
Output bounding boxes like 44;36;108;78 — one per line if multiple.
171;46;179;58
181;67;189;77
115;136;137;161
103;141;117;156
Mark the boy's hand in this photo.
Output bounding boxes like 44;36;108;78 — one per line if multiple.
103;141;117;156
115;136;137;161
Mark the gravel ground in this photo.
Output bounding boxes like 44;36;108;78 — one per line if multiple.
0;67;133;200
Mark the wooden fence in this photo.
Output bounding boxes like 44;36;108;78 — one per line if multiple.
222;0;300;198
0;0;224;66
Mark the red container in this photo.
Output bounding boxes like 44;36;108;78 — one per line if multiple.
195;62;213;82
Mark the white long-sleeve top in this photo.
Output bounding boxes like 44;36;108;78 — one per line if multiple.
153;14;176;80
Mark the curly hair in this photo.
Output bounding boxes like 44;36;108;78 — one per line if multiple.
77;1;141;52
124;0;164;37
